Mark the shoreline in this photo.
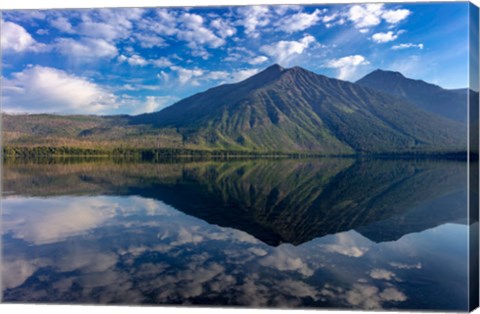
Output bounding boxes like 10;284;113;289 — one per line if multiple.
2;146;473;162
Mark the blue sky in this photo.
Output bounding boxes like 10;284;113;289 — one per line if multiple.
0;2;472;115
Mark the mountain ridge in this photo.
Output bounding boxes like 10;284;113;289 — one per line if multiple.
356;69;468;122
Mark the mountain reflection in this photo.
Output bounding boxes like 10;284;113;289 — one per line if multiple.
1;159;469;310
3;159;467;245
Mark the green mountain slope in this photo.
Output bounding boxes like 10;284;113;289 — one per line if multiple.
356;69;468;122
132;64;467;153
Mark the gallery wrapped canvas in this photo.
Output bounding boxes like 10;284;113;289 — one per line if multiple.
1;1;479;312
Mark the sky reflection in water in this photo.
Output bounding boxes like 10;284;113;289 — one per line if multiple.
1;159;470;310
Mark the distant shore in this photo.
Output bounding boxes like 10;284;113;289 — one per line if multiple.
2;146;473;162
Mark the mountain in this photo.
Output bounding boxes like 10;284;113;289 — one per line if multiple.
131;64;467;153
356;69;468;122
3;65;468;154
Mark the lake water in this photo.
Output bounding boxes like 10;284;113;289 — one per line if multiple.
1;158;472;310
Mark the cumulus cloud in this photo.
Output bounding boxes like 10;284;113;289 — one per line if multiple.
118;54;148;66
382;9;411;24
275;9;323;33
50;17;75;34
78;21;127;41
137;10;226;58
371;31;399;43
151;57;173;68
210;18;237;38
347;4;384;29
325;55;369;80
260;34;316;65
170;66;204;85
2;66;117;114
392;43;424;50
1;20;47;53
55;37;118;60
248;56;269;65
177;13;225;53
79;8;145;41
117;55;172;68
134;33;166;48
346;4;411;31
237;6;271;38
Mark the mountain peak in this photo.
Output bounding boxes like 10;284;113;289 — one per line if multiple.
266;63;285;72
368;69;406;79
356;68;467;122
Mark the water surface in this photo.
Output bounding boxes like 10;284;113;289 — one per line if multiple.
1;159;470;310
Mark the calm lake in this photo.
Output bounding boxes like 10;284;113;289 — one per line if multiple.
1;158;471;310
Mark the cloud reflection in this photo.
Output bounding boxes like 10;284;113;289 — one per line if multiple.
1;195;468;310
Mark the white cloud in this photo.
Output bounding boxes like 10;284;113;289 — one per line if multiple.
237;6;270;38
382;9;411;24
325;55;369;80
151;57;173;68
210;18;237;38
206;71;230;81
146;9;178;36
371;31;399;43
79;8;145;41
117;55;172;68
55;38;118;60
50;17;75;33
118;54;148;66
178;13;225;49
171;66;205;85
79;21;126;41
273;5;302;15
275;9;323;33
260;34;316;65
1;20;47;53
2;66;117;114
135;33;166;48
348;4;384;29
346;4;411;30
392;43;424;50
248;56;269;65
